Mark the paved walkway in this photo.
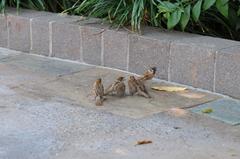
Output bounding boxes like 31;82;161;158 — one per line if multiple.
0;48;240;159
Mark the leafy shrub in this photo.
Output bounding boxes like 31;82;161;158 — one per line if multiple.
0;0;78;13
0;0;240;40
155;0;240;40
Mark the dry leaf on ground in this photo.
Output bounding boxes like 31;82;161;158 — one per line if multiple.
201;108;213;113
173;126;181;129
151;86;187;92
135;140;152;146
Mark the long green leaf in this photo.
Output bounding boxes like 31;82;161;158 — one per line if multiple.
237;6;240;17
158;1;177;13
180;5;191;31
203;0;216;11
192;0;202;22
167;9;182;29
0;0;6;13
216;0;229;18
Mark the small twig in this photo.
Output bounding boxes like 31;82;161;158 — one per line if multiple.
92;29;106;36
135;140;153;146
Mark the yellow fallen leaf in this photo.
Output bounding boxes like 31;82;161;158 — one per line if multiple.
201;108;213;113
151;86;187;92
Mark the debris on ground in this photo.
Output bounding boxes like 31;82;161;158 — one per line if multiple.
173;126;181;129
151;86;187;92
135;140;153;146
201;108;213;113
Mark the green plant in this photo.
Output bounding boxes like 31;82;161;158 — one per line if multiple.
73;0;158;33
155;0;240;40
155;0;230;30
0;0;239;40
74;0;133;29
0;0;80;13
0;0;7;13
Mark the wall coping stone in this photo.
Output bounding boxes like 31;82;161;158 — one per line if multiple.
172;36;240;50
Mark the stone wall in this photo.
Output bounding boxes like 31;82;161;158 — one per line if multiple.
1;8;240;99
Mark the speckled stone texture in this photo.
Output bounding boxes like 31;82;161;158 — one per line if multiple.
52;21;81;60
0;15;8;47
103;30;128;70
7;9;49;52
129;34;170;80
169;36;239;91
170;42;215;91
215;46;240;99
81;26;103;65
30;14;71;56
191;98;240;125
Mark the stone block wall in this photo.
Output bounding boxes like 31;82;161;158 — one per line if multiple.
1;8;240;99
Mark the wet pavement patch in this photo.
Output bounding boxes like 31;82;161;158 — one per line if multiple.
0;48;19;59
0;54;94;76
0;49;221;119
190;98;240;125
40;69;220;119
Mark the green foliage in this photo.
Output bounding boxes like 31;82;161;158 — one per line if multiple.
154;0;240;40
180;5;190;31
203;0;216;11
216;0;229;18
238;6;240;16
0;0;6;13
0;0;79;13
0;0;240;41
167;9;182;29
192;0;202;22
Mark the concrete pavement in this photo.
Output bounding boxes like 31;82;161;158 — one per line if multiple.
0;48;240;159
